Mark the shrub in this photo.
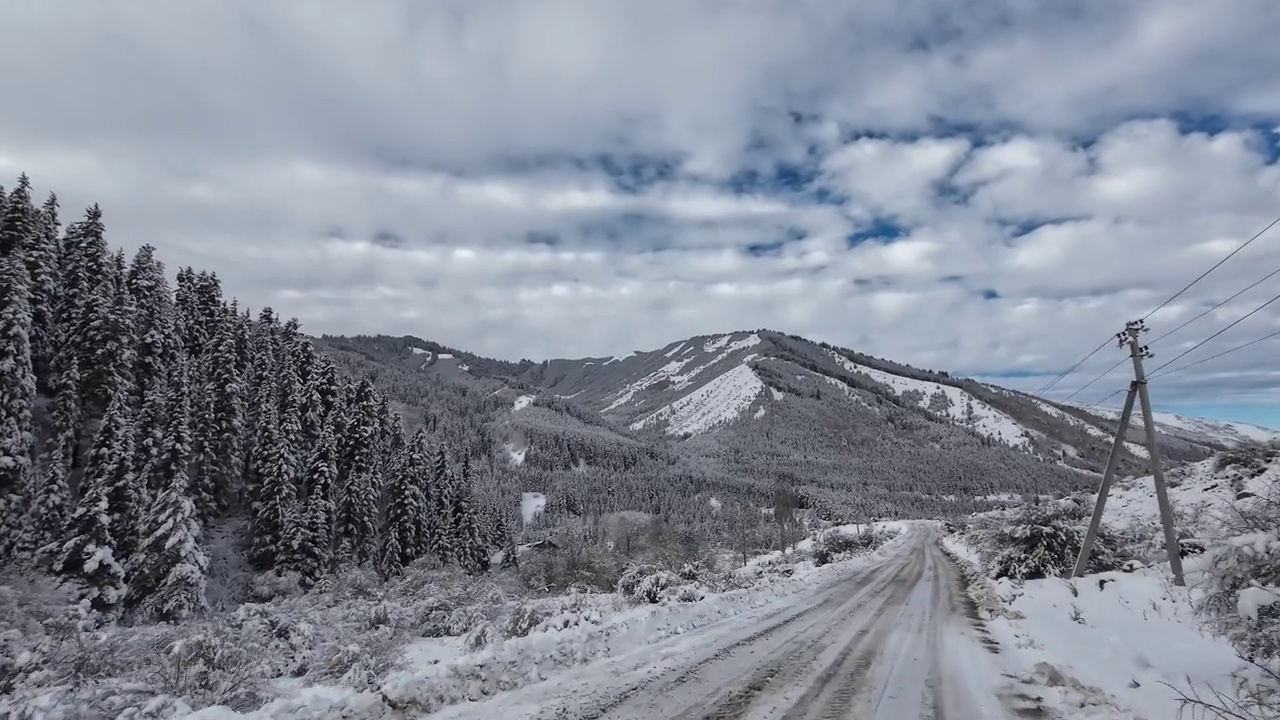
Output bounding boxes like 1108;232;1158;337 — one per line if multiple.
974;499;1131;581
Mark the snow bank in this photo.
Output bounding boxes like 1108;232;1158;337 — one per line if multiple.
511;395;535;412
945;534;1247;718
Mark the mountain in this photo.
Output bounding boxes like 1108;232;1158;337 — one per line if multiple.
1073;404;1280;449
314;329;1268;521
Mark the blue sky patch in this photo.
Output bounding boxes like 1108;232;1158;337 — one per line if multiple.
846;218;908;247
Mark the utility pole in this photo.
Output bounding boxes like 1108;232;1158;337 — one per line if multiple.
1072;319;1185;586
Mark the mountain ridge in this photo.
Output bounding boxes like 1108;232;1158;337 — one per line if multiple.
312;328;1273;525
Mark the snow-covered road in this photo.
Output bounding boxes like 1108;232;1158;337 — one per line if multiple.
433;525;1043;720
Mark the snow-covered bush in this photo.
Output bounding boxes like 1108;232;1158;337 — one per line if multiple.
519;537;624;594
816;526;898;558
1194;488;1280;664
969;498;1132;581
504;602;548;638
150;632;264;711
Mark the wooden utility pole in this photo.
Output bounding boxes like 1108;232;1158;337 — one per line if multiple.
1072;320;1186;586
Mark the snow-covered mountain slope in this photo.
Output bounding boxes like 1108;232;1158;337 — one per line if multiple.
315;330;1275;517
1077;404;1280;449
507;329;1256;475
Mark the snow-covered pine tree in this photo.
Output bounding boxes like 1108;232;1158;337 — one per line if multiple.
189;307;244;519
500;522;519;570
133;371;169;497
293;341;324;447
334;378;381;567
452;457;491;573
27;193;61;390
380;440;425;577
59;206;118;414
126;244;179;408
104;246;137;416
404;429;433;558
173;267;199;358
283;418;337;584
0;240;36;562
128;359;208;621
0;174;36;258
427;446;457;565
189;270;223;359
247;377;297;570
276;338;305;485
21;358;78;560
96;378;143;565
52;386;132;614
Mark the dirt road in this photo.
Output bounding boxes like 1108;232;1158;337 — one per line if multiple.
435;525;1044;719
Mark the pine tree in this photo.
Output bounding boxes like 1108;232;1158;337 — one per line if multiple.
500;523;519;570
380;441;425;577
96;380;143;565
282;419;336;584
248;378;296;570
189;309;243;518
334;378;380;566
129;359;208;621
126;244;178;407
0;174;36;258
22;360;78;559
427;447;457;565
133;372;169;496
0;247;36;562
59;206;117;414
27;193;61;390
52;388;132;614
452;457;491;573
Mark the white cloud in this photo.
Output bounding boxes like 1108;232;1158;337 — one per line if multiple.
1;0;1279;416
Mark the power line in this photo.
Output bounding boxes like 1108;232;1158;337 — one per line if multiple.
1061;355;1128;404
1040;212;1280;398
1146;289;1280;377
1142;214;1280;321
1148;327;1280;381
1084;385;1128;411
1148;264;1280;346
1035;336;1112;394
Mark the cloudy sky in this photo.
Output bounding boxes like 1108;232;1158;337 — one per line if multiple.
3;1;1280;425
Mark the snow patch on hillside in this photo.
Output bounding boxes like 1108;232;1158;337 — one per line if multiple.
631;364;765;435
1031;399;1112;441
830;352;1030;448
411;347;429;355
504;442;527;467
602;358;693;412
512;395;535;412
703;335;731;353
521;492;546;525
664;342;685;358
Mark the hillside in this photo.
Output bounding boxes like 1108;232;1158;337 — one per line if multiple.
314;329;1266;522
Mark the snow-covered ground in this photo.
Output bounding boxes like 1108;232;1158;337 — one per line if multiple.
938;446;1280;718
166;526;916;720
944;533;1246;718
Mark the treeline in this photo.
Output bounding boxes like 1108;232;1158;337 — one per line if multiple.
0;175;494;622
